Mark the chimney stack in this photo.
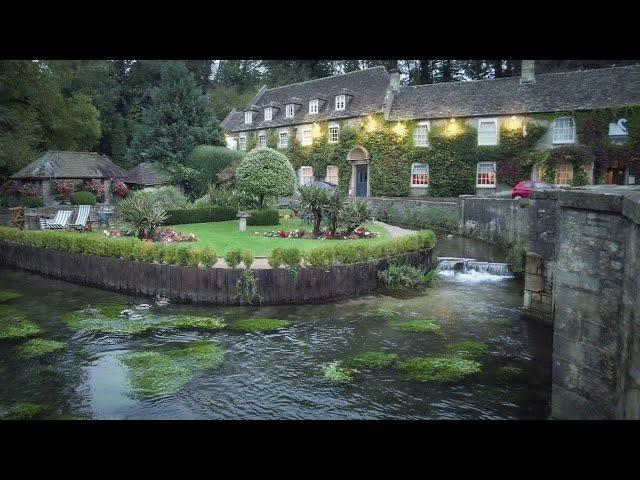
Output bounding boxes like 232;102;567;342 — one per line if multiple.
520;60;535;84
389;68;400;92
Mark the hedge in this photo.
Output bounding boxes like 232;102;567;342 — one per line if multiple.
20;196;44;208
165;206;237;225
185;145;245;197
0;227;436;270
71;191;97;206
247;209;280;226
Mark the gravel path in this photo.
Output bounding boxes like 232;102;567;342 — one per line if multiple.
214;221;414;269
372;220;416;238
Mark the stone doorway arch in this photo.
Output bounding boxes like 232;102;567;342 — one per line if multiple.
347;146;370;197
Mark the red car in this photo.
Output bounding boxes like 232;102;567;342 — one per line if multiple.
511;180;554;199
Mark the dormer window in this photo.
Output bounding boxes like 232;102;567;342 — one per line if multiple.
285;104;295;118
244;111;252;124
309;99;319;115
335;95;346;111
264;108;273;122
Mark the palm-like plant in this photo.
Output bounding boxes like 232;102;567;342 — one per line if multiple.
323;189;344;235
340;199;373;234
115;195;167;239
298;184;329;236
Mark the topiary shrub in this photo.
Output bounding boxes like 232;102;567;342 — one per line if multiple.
224;249;243;268
241;250;254;268
165;206;237;225
186;145;246;197
236;147;296;209
247;209;280;226
71;191;97;205
268;247;284;268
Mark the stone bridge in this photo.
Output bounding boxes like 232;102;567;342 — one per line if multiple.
367;187;640;419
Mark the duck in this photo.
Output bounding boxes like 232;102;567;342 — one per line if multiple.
82;305;99;315
119;309;136;317
135;304;152;310
155;295;169;306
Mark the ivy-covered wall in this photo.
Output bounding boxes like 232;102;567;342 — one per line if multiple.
230;105;640;197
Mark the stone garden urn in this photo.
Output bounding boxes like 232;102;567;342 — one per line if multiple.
237;211;250;232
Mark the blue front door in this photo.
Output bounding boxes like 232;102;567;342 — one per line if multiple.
356;164;368;197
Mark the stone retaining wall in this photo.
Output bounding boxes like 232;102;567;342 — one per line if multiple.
0;241;434;306
528;186;640;419
459;196;529;246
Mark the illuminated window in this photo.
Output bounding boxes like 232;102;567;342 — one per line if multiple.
326;165;339;185
244;111;252;124
285;104;295;118
413;121;430;147
532;163;545;181
258;134;267;148
477;118;498;145
553;117;576;144
335;94;346;111
411;163;429;187
264;108;272;122
300;166;314;185
309;99;319;114
329;125;340;143
476;162;496;187
299;127;313;146
239;136;247;151
554;163;574;186
278;131;288;148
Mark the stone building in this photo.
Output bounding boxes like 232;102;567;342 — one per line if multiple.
222;61;640;197
125;162;169;189
10;151;127;205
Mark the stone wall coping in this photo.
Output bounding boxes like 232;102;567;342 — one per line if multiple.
532;186;640;225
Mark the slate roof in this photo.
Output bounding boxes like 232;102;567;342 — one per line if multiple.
221;66;391;133
388;65;640;120
125;162;168;186
12;151;127;180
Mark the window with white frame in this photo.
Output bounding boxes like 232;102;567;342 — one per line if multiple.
301;128;313;146
532;163;545;181
264;107;272;122
554;163;574;185
328;125;340;143
413;121;430;147
300;166;314;185
476;162;496;187
239;136;247;151
553;117;576;144
335;94;346;111
411;163;429;187
258;134;267;148
244;111;252;124
278;131;289;148
285;104;295;118
309;99;319;114
326;165;339;185
477;118;498;145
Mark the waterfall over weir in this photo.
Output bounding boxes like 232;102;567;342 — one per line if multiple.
437;257;514;282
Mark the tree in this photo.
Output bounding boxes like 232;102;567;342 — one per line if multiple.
126;61;225;167
299;184;329;236
236;147;296;209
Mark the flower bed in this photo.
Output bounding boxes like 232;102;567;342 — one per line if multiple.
260;226;380;241
104;227;197;243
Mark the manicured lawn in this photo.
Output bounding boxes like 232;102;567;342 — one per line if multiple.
169;218;391;256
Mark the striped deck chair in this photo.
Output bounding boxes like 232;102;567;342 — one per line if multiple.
48;210;73;229
68;205;91;231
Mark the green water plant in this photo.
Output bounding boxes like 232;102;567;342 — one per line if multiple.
0;291;22;303
348;351;398;369
496;365;523;382
396;356;481;383
163;315;226;330
388;318;441;333
118;341;224;399
16;339;66;358
4;402;49;420
0;306;42;340
362;308;397;318
444;341;490;359
228;318;292;332
377;263;438;290
322;361;358;383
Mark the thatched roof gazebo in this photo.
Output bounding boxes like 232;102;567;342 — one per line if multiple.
125;163;169;188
